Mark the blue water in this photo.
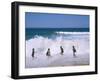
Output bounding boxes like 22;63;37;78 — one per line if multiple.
25;28;89;40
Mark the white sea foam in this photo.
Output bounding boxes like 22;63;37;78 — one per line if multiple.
56;31;89;35
25;33;89;68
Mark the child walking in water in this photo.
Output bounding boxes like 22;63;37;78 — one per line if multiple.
60;46;64;55
72;45;77;57
32;48;35;58
46;48;51;56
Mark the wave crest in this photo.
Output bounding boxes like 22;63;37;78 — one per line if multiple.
56;31;89;35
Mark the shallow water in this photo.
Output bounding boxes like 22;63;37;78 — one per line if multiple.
25;31;90;68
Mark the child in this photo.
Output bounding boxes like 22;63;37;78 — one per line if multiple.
46;48;51;56
72;45;76;57
60;46;64;55
32;48;35;58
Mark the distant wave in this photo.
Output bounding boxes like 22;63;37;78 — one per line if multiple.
55;31;89;35
26;31;89;41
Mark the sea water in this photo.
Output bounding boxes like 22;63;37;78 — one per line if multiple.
25;28;90;68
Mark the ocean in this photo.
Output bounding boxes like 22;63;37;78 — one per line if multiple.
25;28;89;40
25;28;90;68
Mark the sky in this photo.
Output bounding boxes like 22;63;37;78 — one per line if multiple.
25;12;89;28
